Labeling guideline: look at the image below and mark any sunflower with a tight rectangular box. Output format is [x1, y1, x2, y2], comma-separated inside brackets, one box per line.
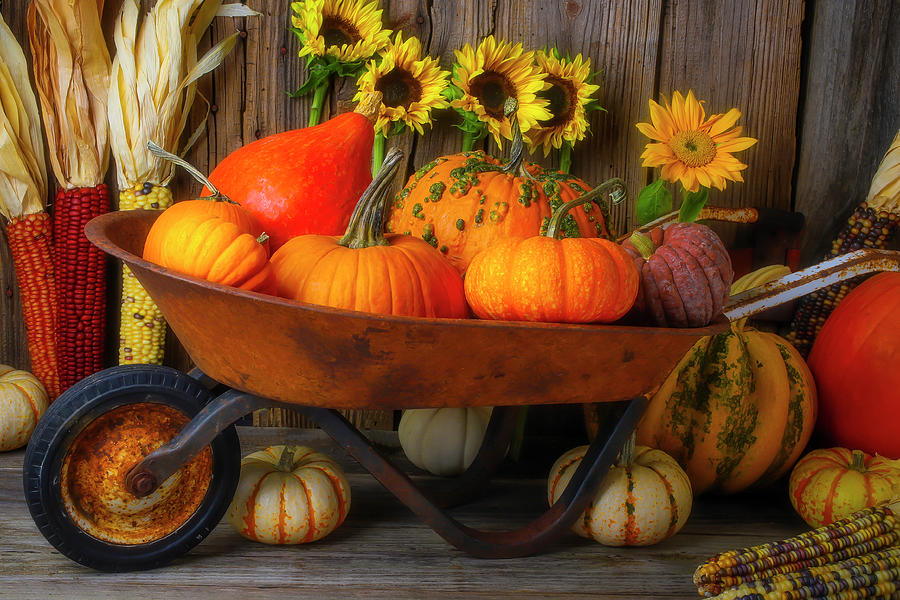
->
[291, 0, 391, 63]
[636, 90, 757, 192]
[355, 32, 449, 138]
[528, 50, 600, 161]
[449, 35, 550, 149]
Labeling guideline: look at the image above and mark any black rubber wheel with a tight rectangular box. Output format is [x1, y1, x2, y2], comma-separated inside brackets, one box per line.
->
[23, 365, 241, 571]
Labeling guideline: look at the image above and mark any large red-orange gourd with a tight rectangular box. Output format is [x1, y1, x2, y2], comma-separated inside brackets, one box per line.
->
[808, 272, 900, 458]
[464, 182, 638, 323]
[270, 148, 468, 319]
[202, 95, 380, 250]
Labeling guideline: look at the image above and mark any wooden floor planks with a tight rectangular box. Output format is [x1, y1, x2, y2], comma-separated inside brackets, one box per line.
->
[0, 427, 808, 599]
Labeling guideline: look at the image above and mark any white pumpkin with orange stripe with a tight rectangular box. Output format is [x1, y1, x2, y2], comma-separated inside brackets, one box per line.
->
[788, 447, 900, 528]
[0, 364, 49, 451]
[547, 434, 692, 546]
[227, 445, 351, 545]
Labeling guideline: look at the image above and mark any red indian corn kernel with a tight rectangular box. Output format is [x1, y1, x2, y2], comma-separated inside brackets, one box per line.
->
[5, 211, 61, 400]
[53, 185, 110, 391]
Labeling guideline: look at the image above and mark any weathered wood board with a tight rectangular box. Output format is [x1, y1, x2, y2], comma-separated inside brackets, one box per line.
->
[1, 0, 898, 427]
[0, 427, 809, 599]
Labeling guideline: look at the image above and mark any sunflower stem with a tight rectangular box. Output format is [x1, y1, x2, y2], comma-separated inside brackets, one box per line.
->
[559, 142, 573, 174]
[309, 81, 329, 127]
[461, 131, 476, 153]
[372, 132, 386, 177]
[339, 147, 405, 249]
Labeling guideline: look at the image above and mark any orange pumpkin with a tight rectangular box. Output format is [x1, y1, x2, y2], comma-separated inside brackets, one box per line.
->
[788, 447, 900, 528]
[227, 445, 351, 544]
[271, 148, 468, 319]
[808, 272, 900, 457]
[464, 181, 638, 323]
[142, 199, 276, 294]
[386, 100, 613, 274]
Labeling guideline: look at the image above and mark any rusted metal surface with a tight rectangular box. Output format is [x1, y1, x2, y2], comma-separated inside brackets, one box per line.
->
[60, 403, 212, 545]
[291, 397, 648, 558]
[724, 248, 900, 321]
[86, 210, 725, 410]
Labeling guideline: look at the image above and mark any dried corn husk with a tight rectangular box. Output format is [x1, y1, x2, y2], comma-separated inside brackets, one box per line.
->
[866, 129, 900, 213]
[107, 0, 256, 188]
[27, 0, 111, 189]
[0, 14, 48, 220]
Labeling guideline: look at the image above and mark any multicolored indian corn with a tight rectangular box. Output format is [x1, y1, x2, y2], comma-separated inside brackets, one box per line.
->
[117, 183, 174, 365]
[694, 504, 900, 597]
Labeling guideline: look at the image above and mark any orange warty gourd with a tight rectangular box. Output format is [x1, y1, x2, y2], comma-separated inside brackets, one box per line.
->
[386, 99, 613, 274]
[789, 447, 900, 528]
[271, 148, 468, 318]
[142, 198, 276, 295]
[807, 272, 900, 458]
[227, 445, 351, 545]
[203, 94, 381, 250]
[464, 181, 638, 323]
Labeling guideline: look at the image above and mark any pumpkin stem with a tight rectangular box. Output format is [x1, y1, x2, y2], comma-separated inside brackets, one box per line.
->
[338, 147, 405, 249]
[256, 232, 269, 245]
[617, 432, 636, 467]
[502, 97, 534, 180]
[277, 446, 296, 472]
[850, 450, 867, 472]
[545, 177, 627, 239]
[628, 231, 656, 260]
[147, 141, 236, 204]
[355, 90, 383, 123]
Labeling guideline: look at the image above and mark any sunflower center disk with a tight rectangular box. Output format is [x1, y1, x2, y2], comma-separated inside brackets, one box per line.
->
[376, 68, 423, 109]
[321, 16, 360, 47]
[470, 72, 515, 118]
[538, 77, 576, 128]
[669, 130, 717, 167]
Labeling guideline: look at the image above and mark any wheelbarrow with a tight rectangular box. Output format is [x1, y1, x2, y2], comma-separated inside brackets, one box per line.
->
[22, 209, 900, 571]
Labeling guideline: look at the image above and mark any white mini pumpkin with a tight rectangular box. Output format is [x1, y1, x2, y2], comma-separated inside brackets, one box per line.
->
[398, 407, 494, 476]
[227, 445, 351, 544]
[548, 434, 692, 546]
[0, 364, 49, 451]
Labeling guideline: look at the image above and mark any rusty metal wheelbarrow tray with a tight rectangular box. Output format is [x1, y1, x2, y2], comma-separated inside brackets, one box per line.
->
[89, 209, 725, 409]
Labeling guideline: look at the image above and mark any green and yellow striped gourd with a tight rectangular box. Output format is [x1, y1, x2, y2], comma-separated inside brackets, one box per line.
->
[635, 264, 817, 495]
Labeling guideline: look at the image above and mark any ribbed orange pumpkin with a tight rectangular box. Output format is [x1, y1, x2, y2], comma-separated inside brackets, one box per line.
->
[789, 447, 900, 528]
[227, 445, 351, 544]
[271, 149, 468, 318]
[464, 182, 638, 323]
[386, 100, 613, 274]
[142, 199, 276, 294]
[547, 435, 693, 546]
[808, 272, 900, 457]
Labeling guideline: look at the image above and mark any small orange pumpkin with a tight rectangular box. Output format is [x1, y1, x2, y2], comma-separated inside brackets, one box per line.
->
[271, 148, 468, 318]
[547, 434, 692, 546]
[788, 447, 900, 528]
[464, 180, 638, 323]
[227, 445, 351, 544]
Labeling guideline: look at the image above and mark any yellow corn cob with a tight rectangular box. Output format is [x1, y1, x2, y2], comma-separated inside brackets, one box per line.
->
[117, 183, 173, 365]
[694, 505, 900, 597]
[710, 547, 900, 599]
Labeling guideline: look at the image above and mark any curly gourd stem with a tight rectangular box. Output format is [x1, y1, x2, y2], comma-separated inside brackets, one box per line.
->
[545, 177, 627, 239]
[339, 147, 405, 249]
[147, 141, 236, 203]
[501, 97, 534, 180]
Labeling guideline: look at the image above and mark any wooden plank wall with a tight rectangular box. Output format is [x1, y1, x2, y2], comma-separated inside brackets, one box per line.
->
[2, 0, 898, 427]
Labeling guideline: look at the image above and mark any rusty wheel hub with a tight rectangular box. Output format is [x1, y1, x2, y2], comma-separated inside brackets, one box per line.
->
[60, 403, 213, 545]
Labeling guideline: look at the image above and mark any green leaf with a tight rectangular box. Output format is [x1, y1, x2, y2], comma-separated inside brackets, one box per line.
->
[678, 187, 709, 223]
[635, 179, 673, 225]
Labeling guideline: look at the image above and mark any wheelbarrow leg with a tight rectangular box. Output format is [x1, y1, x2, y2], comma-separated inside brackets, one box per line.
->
[296, 396, 648, 559]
